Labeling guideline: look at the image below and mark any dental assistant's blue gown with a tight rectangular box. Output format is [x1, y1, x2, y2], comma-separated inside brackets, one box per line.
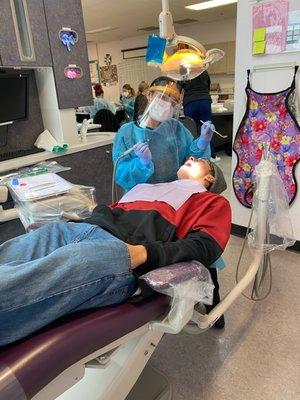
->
[113, 118, 211, 192]
[120, 96, 135, 120]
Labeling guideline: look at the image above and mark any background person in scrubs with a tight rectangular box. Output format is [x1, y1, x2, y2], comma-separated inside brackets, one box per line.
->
[85, 83, 116, 119]
[120, 83, 136, 120]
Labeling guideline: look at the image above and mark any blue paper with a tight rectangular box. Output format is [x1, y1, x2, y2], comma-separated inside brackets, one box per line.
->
[146, 35, 166, 64]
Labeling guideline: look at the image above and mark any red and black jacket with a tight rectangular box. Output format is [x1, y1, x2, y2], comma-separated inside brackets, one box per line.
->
[85, 191, 231, 277]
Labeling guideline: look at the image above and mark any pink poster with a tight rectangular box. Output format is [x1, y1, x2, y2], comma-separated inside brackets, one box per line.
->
[252, 0, 289, 53]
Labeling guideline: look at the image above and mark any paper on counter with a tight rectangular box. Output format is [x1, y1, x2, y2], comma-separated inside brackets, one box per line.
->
[35, 129, 60, 152]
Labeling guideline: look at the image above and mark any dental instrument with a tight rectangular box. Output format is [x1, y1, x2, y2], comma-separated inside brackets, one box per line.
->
[200, 120, 228, 138]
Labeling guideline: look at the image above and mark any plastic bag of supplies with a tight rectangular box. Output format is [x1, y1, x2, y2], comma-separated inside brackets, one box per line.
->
[7, 173, 97, 231]
[247, 156, 295, 253]
[0, 161, 70, 184]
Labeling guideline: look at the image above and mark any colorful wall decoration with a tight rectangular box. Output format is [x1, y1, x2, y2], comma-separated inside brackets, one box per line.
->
[100, 65, 118, 86]
[100, 54, 118, 86]
[252, 0, 289, 55]
[252, 0, 300, 55]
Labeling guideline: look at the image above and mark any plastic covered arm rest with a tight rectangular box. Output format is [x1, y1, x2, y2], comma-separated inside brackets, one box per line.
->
[140, 261, 214, 334]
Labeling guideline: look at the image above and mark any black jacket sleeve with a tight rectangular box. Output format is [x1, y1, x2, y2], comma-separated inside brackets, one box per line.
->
[134, 230, 223, 277]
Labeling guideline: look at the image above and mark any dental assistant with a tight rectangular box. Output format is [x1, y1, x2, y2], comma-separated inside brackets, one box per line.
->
[120, 84, 135, 121]
[113, 76, 214, 192]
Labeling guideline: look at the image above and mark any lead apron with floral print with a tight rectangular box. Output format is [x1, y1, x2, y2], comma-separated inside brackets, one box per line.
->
[233, 67, 300, 208]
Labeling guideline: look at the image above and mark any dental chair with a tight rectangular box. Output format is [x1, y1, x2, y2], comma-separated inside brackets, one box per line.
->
[0, 295, 170, 400]
[0, 155, 287, 400]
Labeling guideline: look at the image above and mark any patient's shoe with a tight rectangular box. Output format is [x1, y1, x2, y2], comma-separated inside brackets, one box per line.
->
[213, 315, 225, 329]
[205, 303, 225, 329]
[208, 268, 225, 329]
[193, 303, 225, 329]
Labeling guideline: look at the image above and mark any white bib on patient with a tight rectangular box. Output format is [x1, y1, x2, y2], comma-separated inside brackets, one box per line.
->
[119, 180, 206, 210]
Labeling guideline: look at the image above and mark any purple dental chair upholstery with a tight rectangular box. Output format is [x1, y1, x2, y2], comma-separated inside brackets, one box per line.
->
[0, 295, 169, 400]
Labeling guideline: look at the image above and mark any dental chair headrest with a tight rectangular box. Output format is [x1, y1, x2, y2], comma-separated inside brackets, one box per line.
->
[210, 163, 227, 194]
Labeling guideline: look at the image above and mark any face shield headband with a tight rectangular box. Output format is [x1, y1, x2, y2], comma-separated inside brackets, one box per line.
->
[138, 80, 184, 128]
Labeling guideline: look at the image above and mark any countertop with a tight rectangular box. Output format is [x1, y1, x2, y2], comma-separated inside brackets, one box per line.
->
[0, 132, 116, 174]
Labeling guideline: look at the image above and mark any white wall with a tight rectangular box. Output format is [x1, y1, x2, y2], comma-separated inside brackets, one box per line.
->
[87, 18, 237, 102]
[232, 1, 300, 240]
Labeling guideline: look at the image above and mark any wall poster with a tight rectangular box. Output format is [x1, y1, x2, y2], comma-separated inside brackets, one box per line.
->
[252, 0, 289, 54]
[252, 0, 300, 55]
[100, 64, 118, 86]
[89, 60, 100, 84]
[286, 10, 300, 52]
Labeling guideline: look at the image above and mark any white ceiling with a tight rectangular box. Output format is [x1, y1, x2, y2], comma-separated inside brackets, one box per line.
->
[82, 0, 237, 43]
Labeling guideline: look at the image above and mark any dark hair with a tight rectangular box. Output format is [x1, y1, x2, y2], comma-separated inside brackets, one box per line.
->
[137, 80, 150, 95]
[150, 76, 182, 91]
[94, 83, 104, 97]
[122, 84, 135, 97]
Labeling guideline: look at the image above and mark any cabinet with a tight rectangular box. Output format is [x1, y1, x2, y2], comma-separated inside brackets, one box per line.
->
[206, 41, 236, 75]
[53, 145, 114, 205]
[0, 0, 52, 67]
[43, 0, 93, 109]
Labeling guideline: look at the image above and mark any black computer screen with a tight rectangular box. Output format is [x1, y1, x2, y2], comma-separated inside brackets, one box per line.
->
[0, 73, 28, 124]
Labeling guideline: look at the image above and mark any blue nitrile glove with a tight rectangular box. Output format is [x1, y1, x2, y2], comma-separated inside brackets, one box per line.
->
[197, 121, 215, 151]
[133, 142, 152, 166]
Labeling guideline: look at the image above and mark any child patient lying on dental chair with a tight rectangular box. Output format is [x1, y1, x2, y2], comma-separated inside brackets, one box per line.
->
[0, 158, 231, 346]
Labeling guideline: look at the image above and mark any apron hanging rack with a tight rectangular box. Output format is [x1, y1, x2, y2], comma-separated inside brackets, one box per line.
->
[253, 62, 298, 72]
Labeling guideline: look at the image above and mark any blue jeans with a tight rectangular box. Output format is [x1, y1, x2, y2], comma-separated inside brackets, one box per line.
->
[184, 99, 216, 157]
[0, 222, 137, 346]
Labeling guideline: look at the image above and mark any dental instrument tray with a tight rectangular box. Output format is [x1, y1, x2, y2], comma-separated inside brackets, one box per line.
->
[7, 173, 72, 201]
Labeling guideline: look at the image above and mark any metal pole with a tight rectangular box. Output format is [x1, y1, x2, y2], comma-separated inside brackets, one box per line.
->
[162, 0, 170, 12]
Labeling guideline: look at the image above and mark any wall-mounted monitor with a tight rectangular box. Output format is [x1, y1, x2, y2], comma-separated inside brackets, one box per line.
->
[0, 72, 28, 126]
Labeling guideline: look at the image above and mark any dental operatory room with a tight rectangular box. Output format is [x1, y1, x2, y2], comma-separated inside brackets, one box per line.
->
[1, 0, 300, 399]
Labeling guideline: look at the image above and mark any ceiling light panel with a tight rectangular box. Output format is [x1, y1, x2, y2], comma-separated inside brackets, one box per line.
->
[186, 0, 237, 11]
[86, 26, 119, 34]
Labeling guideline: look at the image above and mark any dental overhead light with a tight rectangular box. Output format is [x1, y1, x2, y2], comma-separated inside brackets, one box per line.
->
[147, 0, 224, 81]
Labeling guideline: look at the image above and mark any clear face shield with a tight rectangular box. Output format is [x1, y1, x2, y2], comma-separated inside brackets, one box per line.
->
[138, 79, 184, 128]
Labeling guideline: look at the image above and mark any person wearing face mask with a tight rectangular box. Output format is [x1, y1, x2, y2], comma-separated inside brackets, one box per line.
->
[84, 83, 116, 119]
[113, 76, 214, 192]
[120, 84, 136, 121]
